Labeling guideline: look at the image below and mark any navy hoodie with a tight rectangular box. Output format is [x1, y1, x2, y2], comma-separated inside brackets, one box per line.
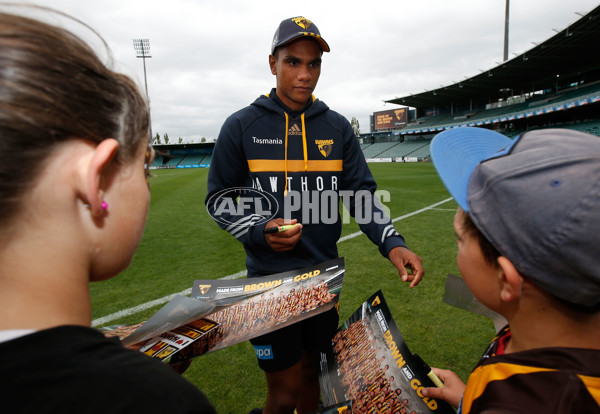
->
[206, 89, 408, 277]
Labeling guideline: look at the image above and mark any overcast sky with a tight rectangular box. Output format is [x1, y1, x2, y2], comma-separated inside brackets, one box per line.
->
[12, 0, 600, 141]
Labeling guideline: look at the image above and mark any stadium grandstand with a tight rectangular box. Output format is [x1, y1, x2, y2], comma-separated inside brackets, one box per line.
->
[150, 144, 213, 169]
[151, 5, 600, 169]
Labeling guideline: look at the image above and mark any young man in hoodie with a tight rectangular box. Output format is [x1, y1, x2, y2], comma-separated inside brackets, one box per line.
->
[206, 16, 424, 414]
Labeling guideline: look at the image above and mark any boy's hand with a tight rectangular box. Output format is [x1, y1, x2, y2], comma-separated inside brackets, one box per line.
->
[422, 367, 466, 409]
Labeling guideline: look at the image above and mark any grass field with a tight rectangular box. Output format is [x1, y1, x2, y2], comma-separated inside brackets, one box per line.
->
[90, 162, 496, 413]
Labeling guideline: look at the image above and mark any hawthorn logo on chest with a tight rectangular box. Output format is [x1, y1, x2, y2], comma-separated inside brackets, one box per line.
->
[315, 139, 334, 157]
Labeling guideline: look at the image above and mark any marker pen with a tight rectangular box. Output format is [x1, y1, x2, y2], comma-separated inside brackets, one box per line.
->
[263, 224, 298, 234]
[414, 354, 444, 388]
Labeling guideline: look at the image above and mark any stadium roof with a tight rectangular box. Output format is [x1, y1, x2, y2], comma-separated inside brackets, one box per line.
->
[386, 5, 600, 109]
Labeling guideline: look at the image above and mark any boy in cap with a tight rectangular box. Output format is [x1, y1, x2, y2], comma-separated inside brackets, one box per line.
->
[206, 16, 424, 414]
[423, 127, 600, 413]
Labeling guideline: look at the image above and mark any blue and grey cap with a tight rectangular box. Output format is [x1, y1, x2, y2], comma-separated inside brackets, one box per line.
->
[271, 16, 330, 54]
[431, 127, 600, 308]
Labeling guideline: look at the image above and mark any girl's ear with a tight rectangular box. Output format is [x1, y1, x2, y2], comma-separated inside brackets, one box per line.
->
[86, 139, 119, 216]
[497, 256, 523, 302]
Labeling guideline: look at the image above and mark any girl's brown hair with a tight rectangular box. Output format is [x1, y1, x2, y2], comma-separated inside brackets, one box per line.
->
[0, 8, 149, 222]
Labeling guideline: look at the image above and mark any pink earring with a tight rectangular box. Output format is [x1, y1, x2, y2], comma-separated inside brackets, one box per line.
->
[84, 201, 108, 211]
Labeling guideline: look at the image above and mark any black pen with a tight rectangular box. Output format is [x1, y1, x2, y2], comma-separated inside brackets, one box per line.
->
[414, 354, 444, 388]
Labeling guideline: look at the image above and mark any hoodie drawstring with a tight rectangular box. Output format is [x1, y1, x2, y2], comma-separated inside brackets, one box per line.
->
[283, 112, 309, 197]
[284, 112, 289, 196]
[301, 113, 308, 172]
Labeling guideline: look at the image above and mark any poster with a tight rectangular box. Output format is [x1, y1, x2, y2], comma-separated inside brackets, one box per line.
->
[103, 258, 344, 364]
[171, 257, 344, 362]
[318, 291, 454, 414]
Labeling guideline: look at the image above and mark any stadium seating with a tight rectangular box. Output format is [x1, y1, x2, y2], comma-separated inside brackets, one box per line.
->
[376, 140, 431, 159]
[361, 142, 399, 158]
[201, 154, 212, 165]
[562, 119, 600, 134]
[180, 154, 206, 165]
[150, 155, 163, 167]
[391, 83, 600, 137]
[164, 156, 185, 166]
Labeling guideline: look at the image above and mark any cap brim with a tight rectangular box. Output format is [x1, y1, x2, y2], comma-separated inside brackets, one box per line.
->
[431, 127, 513, 212]
[273, 34, 330, 53]
[313, 36, 330, 52]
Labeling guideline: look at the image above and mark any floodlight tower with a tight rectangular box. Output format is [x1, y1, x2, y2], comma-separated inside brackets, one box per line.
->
[503, 0, 510, 62]
[133, 38, 153, 140]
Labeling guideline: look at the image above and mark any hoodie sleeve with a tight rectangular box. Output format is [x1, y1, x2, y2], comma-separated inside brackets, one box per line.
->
[205, 113, 269, 250]
[339, 121, 408, 258]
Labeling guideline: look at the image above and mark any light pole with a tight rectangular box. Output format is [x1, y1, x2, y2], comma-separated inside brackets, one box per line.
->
[133, 38, 153, 140]
[503, 0, 510, 62]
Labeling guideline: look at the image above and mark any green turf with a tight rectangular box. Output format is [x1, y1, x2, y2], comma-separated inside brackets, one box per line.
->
[90, 162, 495, 413]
